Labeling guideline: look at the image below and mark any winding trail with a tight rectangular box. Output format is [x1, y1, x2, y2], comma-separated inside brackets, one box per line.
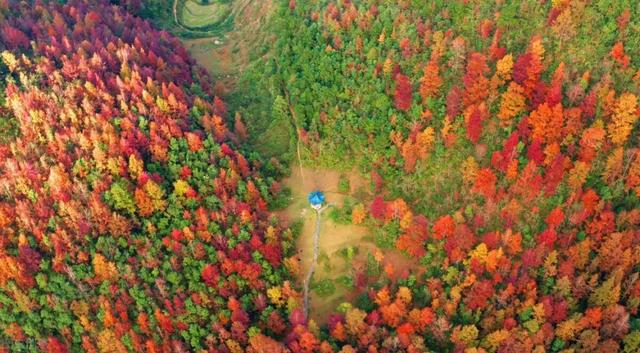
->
[172, 0, 186, 31]
[302, 205, 330, 320]
[282, 78, 305, 184]
[173, 0, 320, 321]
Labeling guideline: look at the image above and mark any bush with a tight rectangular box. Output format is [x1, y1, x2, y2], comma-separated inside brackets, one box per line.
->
[338, 175, 350, 194]
[311, 279, 336, 298]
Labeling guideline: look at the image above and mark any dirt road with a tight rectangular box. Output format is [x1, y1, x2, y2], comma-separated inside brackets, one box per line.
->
[302, 207, 323, 319]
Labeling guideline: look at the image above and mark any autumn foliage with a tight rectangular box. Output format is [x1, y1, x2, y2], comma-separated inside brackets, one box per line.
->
[394, 73, 413, 111]
[272, 1, 640, 352]
[2, 0, 640, 352]
[0, 1, 291, 351]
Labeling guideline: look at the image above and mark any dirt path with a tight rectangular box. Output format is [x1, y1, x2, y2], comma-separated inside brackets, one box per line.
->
[173, 0, 181, 29]
[302, 206, 325, 319]
[278, 167, 365, 322]
[174, 1, 423, 326]
[277, 166, 423, 325]
[282, 86, 305, 184]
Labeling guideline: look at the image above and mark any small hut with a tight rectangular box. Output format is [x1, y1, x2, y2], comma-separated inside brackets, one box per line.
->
[308, 191, 325, 210]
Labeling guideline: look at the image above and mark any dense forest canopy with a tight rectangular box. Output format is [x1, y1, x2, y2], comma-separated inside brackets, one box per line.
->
[1, 0, 640, 352]
[263, 0, 640, 352]
[0, 1, 292, 352]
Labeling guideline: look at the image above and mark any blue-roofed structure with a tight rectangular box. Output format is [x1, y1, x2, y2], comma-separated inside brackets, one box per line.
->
[308, 191, 325, 209]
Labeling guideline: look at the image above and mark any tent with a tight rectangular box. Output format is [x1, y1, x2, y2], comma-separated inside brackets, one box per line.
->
[308, 191, 325, 208]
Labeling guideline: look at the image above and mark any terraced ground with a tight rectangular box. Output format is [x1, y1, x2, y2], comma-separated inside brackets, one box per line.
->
[176, 0, 274, 83]
[180, 0, 232, 28]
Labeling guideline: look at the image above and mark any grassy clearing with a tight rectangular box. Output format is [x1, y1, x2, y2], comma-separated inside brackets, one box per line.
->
[180, 0, 278, 156]
[181, 0, 231, 28]
[168, 0, 287, 168]
[278, 165, 421, 325]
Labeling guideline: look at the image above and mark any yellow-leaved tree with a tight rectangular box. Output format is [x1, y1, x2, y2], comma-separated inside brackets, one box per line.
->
[351, 204, 366, 224]
[419, 60, 442, 102]
[498, 82, 526, 122]
[608, 92, 638, 145]
[93, 253, 117, 282]
[626, 151, 640, 195]
[528, 102, 563, 144]
[97, 329, 127, 353]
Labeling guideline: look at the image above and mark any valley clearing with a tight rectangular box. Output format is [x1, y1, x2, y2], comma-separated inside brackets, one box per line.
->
[278, 166, 421, 325]
[179, 0, 275, 91]
[174, 0, 420, 326]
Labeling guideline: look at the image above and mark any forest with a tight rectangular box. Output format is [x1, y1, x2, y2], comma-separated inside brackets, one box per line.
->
[1, 0, 640, 352]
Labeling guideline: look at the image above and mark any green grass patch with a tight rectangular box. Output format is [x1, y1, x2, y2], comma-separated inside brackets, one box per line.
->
[335, 275, 353, 289]
[311, 278, 336, 298]
[327, 198, 355, 225]
[337, 175, 350, 194]
[337, 246, 358, 262]
[318, 252, 331, 272]
[288, 217, 304, 239]
[181, 0, 232, 28]
[250, 95, 295, 161]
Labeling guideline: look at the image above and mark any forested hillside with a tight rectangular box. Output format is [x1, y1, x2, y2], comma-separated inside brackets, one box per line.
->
[264, 0, 640, 352]
[1, 0, 640, 352]
[0, 1, 293, 352]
